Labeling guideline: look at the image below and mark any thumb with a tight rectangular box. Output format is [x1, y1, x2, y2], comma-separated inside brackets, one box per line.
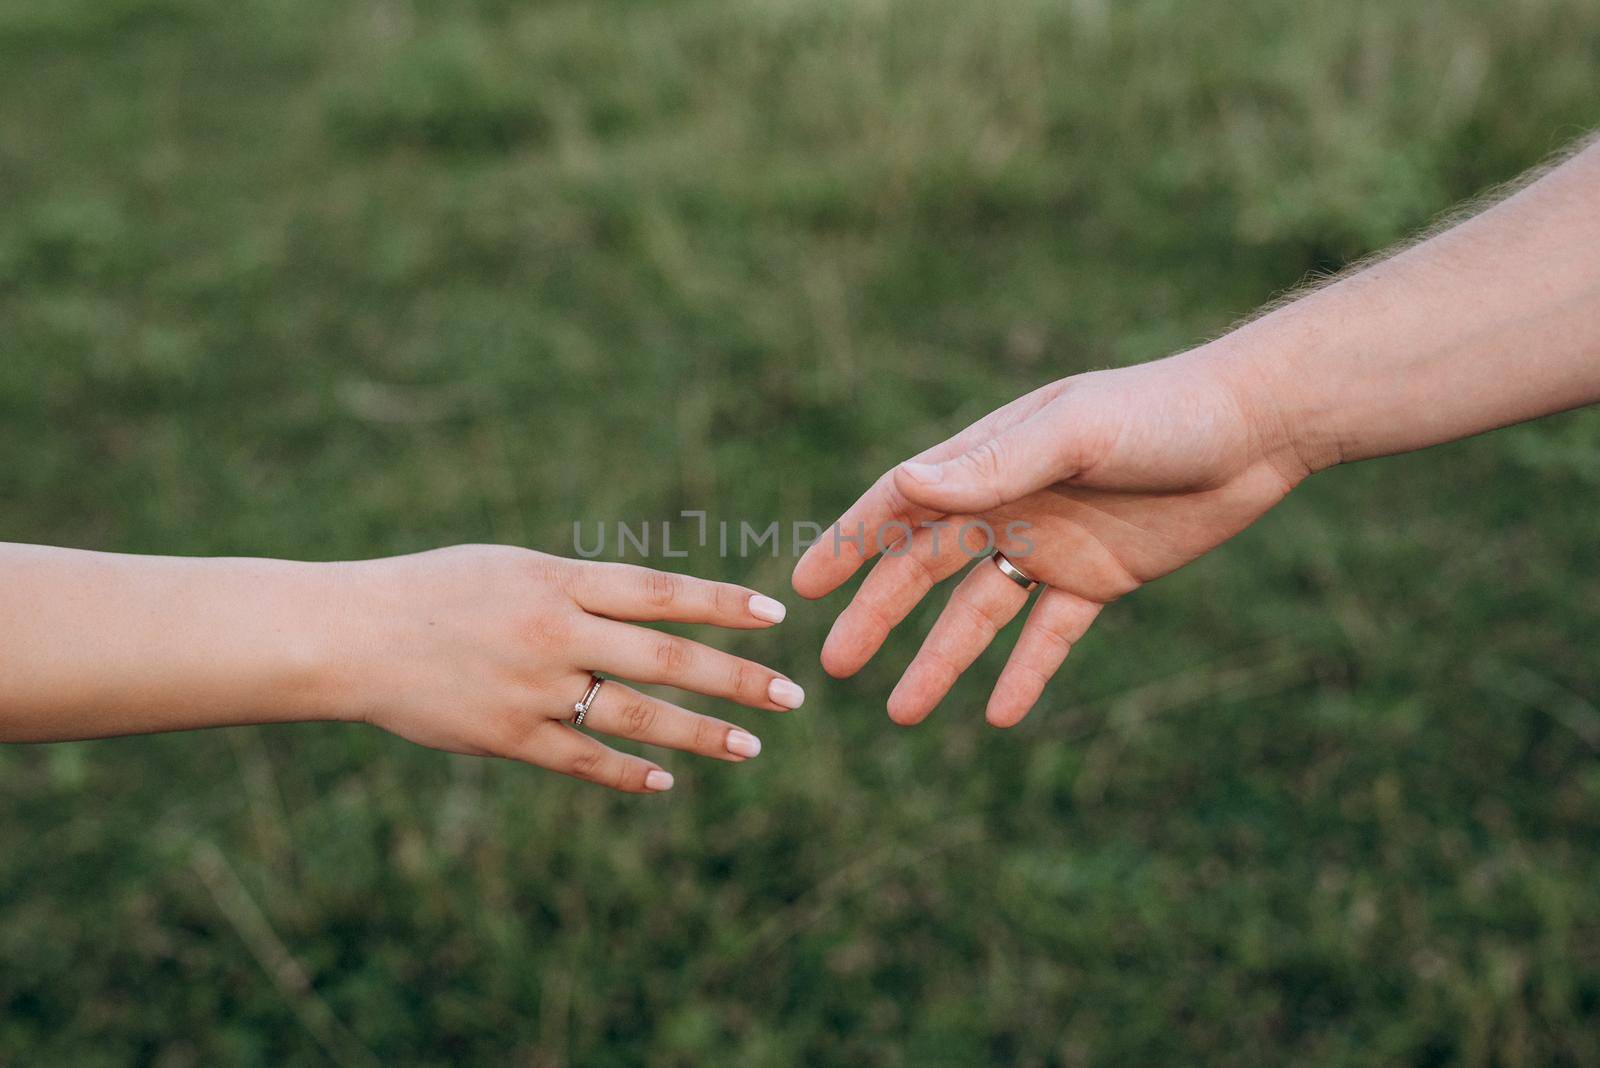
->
[893, 407, 1081, 514]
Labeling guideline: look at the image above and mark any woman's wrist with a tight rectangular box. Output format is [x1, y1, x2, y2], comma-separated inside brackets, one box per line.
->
[137, 555, 368, 731]
[271, 559, 385, 728]
[174, 556, 356, 729]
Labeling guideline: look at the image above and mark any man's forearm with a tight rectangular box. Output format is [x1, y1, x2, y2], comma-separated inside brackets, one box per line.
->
[1218, 136, 1600, 474]
[0, 544, 344, 742]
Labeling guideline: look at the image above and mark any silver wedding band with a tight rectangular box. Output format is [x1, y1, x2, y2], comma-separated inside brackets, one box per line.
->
[572, 673, 604, 727]
[991, 551, 1040, 592]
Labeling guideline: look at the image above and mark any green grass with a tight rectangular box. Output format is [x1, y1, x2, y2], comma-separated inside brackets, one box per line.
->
[3, 0, 1600, 1063]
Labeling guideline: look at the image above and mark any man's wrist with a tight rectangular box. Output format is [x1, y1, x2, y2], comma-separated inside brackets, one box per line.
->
[1202, 307, 1347, 480]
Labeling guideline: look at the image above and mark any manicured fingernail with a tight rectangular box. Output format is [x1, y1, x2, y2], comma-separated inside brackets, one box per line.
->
[748, 594, 787, 623]
[725, 730, 762, 758]
[768, 678, 806, 709]
[902, 461, 943, 484]
[644, 770, 674, 792]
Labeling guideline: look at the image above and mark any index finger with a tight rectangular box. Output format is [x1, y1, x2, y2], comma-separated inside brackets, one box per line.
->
[792, 388, 1059, 601]
[792, 470, 938, 600]
[573, 562, 788, 628]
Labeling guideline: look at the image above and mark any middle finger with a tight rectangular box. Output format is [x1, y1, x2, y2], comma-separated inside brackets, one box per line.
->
[887, 556, 1032, 725]
[820, 517, 986, 678]
[581, 618, 806, 712]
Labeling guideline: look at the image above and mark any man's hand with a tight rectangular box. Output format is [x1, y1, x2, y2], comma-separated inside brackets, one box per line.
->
[792, 349, 1304, 728]
[795, 134, 1600, 730]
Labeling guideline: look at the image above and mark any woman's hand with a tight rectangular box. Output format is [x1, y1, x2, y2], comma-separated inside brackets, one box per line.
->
[325, 545, 803, 793]
[791, 348, 1302, 729]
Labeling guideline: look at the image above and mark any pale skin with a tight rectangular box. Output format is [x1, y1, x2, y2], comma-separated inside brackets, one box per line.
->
[794, 135, 1600, 728]
[0, 543, 804, 793]
[5, 142, 1595, 778]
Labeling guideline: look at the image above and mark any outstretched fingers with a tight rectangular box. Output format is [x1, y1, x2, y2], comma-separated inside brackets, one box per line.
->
[519, 723, 675, 794]
[574, 562, 787, 628]
[584, 618, 806, 712]
[791, 470, 937, 601]
[819, 519, 990, 678]
[578, 678, 763, 762]
[886, 558, 1032, 726]
[794, 380, 1069, 601]
[986, 588, 1101, 728]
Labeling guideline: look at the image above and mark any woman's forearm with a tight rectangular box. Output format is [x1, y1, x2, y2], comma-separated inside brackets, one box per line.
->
[0, 542, 798, 790]
[0, 544, 343, 741]
[1222, 136, 1600, 473]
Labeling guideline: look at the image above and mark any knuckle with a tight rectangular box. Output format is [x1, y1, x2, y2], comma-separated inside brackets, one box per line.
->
[543, 557, 584, 598]
[642, 569, 680, 609]
[904, 550, 940, 592]
[691, 717, 721, 752]
[653, 636, 694, 674]
[1036, 625, 1074, 658]
[967, 439, 1006, 482]
[620, 694, 658, 736]
[713, 583, 744, 619]
[879, 472, 915, 519]
[1014, 660, 1056, 690]
[729, 660, 764, 700]
[920, 644, 964, 681]
[481, 545, 552, 588]
[608, 759, 638, 791]
[855, 597, 898, 641]
[956, 598, 1000, 640]
[569, 750, 602, 781]
[524, 550, 563, 582]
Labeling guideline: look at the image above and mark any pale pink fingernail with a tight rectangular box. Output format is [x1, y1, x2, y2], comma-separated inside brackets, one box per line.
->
[768, 679, 806, 709]
[901, 461, 943, 484]
[725, 730, 762, 758]
[748, 594, 787, 623]
[644, 770, 674, 791]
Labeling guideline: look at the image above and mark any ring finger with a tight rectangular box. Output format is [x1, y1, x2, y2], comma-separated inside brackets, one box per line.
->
[575, 677, 764, 761]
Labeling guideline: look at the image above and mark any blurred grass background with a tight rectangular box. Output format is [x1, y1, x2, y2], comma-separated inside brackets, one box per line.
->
[2, 0, 1600, 1063]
